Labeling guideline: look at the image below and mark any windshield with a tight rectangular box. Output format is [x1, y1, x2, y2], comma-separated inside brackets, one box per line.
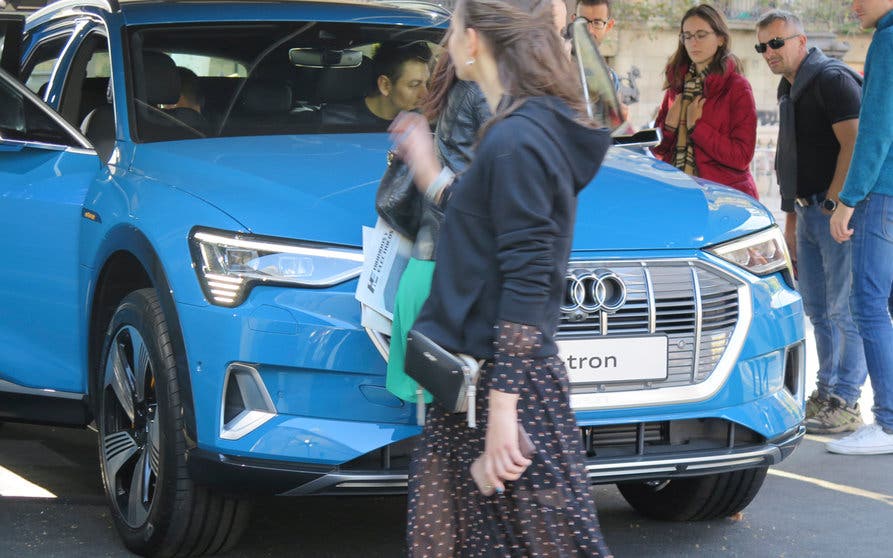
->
[127, 22, 443, 142]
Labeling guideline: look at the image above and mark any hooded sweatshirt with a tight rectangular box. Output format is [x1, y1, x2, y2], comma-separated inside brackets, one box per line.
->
[413, 96, 611, 360]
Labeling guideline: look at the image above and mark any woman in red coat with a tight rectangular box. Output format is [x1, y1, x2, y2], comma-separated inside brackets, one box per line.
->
[652, 3, 758, 198]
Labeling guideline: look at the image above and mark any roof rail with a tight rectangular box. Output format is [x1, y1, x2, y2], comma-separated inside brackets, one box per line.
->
[27, 0, 119, 19]
[377, 1, 451, 17]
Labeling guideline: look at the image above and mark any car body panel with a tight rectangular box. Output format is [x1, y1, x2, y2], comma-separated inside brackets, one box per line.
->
[114, 1, 446, 27]
[130, 138, 774, 251]
[0, 145, 98, 392]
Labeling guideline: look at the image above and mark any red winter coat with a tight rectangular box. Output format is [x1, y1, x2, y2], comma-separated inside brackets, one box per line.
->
[652, 59, 758, 198]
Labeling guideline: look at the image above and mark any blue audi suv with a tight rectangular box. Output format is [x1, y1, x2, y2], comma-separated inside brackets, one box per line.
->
[0, 1, 805, 556]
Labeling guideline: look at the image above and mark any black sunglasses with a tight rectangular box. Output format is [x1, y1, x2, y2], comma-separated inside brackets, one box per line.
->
[754, 33, 801, 53]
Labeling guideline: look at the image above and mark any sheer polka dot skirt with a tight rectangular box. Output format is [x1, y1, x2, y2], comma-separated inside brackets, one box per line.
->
[406, 321, 613, 557]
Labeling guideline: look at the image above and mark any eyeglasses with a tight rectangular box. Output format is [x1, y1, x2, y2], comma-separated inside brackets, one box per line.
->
[754, 33, 801, 53]
[578, 16, 610, 30]
[680, 30, 715, 42]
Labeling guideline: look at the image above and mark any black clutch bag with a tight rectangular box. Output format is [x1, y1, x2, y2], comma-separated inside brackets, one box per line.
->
[375, 152, 423, 240]
[404, 329, 482, 427]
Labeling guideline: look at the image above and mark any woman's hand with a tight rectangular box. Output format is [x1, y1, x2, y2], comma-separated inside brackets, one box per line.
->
[478, 390, 532, 494]
[686, 96, 705, 129]
[389, 111, 442, 193]
[664, 95, 683, 130]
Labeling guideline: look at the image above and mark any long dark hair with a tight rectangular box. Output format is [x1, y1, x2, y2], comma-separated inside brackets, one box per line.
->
[454, 0, 588, 126]
[422, 35, 458, 121]
[663, 3, 741, 92]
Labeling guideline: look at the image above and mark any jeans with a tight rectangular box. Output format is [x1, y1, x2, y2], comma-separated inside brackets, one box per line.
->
[850, 193, 893, 429]
[795, 204, 868, 407]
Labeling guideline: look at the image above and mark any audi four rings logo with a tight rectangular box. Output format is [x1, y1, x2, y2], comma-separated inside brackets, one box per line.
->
[561, 269, 627, 313]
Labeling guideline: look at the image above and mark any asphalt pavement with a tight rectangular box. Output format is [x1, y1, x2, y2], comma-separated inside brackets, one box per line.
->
[1, 414, 891, 557]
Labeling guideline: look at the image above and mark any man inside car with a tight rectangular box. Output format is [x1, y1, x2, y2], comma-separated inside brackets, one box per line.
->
[322, 42, 431, 129]
[365, 42, 431, 122]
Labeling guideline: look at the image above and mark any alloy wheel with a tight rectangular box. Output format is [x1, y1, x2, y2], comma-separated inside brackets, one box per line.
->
[100, 325, 160, 528]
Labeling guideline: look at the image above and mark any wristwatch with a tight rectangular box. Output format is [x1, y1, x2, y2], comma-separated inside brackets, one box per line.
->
[822, 198, 838, 212]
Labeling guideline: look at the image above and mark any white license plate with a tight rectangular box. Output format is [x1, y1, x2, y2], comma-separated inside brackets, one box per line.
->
[559, 336, 668, 384]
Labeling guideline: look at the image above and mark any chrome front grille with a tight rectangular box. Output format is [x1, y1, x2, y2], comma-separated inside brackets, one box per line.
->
[558, 261, 742, 393]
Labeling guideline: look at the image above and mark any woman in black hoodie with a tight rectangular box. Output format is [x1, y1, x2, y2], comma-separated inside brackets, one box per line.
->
[392, 0, 612, 555]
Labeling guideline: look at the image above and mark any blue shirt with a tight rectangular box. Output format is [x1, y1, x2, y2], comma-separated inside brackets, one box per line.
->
[840, 10, 893, 206]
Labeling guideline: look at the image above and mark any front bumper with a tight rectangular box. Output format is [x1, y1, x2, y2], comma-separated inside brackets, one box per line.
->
[581, 422, 805, 484]
[187, 422, 805, 496]
[175, 252, 805, 481]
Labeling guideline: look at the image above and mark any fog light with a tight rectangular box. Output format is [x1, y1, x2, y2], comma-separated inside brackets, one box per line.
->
[220, 363, 277, 440]
[783, 341, 805, 406]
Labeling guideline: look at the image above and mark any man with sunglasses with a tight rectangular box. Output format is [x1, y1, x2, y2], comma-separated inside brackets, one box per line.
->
[757, 10, 868, 435]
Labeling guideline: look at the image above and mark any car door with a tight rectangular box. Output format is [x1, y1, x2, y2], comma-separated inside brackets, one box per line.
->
[0, 66, 99, 395]
[0, 12, 25, 75]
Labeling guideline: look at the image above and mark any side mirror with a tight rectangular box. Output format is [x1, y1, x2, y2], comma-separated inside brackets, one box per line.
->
[612, 127, 661, 148]
[288, 48, 363, 68]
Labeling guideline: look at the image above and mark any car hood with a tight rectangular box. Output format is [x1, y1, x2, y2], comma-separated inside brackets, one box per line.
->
[575, 148, 773, 250]
[131, 136, 772, 250]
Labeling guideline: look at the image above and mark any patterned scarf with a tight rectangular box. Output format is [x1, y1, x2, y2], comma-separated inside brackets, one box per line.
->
[672, 65, 708, 176]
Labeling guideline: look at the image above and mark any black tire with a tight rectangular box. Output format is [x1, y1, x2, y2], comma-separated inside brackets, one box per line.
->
[617, 466, 769, 521]
[97, 288, 251, 557]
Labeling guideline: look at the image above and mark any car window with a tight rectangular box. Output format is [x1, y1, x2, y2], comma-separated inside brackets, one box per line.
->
[86, 50, 110, 78]
[21, 35, 70, 95]
[128, 22, 442, 142]
[168, 53, 247, 78]
[0, 70, 81, 147]
[57, 33, 111, 128]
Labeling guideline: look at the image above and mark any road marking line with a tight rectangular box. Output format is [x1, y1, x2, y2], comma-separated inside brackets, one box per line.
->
[768, 468, 893, 507]
[804, 434, 836, 444]
[0, 465, 56, 498]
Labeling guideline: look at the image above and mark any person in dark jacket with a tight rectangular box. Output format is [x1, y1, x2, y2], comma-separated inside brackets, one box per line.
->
[385, 51, 491, 408]
[652, 4, 758, 198]
[321, 42, 432, 129]
[390, 0, 613, 555]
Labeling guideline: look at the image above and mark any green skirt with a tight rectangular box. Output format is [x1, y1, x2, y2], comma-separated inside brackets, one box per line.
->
[386, 257, 435, 403]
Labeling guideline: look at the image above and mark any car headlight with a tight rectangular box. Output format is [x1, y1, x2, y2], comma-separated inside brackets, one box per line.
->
[705, 226, 795, 286]
[189, 227, 363, 307]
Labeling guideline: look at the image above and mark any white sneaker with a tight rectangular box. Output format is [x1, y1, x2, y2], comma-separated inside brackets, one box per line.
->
[826, 423, 893, 455]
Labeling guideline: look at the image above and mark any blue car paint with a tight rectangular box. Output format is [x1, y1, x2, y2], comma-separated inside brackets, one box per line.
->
[169, 242, 803, 464]
[130, 137, 775, 250]
[0, 148, 98, 393]
[116, 2, 446, 27]
[2, 1, 805, 476]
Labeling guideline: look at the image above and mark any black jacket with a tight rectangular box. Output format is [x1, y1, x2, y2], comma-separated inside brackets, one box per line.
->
[413, 80, 491, 260]
[414, 96, 610, 359]
[436, 80, 491, 174]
